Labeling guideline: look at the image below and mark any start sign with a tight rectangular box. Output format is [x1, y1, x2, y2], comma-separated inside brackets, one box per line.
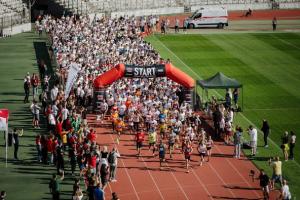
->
[125, 65, 166, 78]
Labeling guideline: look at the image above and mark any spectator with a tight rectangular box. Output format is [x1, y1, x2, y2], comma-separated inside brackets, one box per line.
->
[269, 156, 282, 189]
[49, 173, 64, 200]
[233, 127, 243, 159]
[31, 73, 39, 99]
[248, 125, 257, 156]
[279, 180, 292, 200]
[36, 134, 42, 162]
[108, 147, 120, 182]
[0, 191, 6, 200]
[31, 100, 41, 129]
[94, 183, 105, 200]
[232, 88, 239, 108]
[261, 119, 270, 148]
[272, 17, 277, 31]
[12, 128, 20, 160]
[24, 73, 31, 103]
[281, 131, 289, 161]
[289, 131, 296, 160]
[175, 18, 179, 33]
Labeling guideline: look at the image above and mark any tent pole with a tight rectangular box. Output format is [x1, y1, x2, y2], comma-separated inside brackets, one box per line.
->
[242, 87, 244, 112]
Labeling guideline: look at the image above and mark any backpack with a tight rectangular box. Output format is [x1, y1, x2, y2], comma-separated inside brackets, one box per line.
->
[108, 152, 115, 164]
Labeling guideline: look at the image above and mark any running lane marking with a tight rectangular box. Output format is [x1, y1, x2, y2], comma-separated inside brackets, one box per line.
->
[127, 134, 166, 200]
[164, 162, 190, 200]
[109, 134, 140, 200]
[152, 34, 300, 168]
[214, 144, 261, 198]
[140, 156, 166, 200]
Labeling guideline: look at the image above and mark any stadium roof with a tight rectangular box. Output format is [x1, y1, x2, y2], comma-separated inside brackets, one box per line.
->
[197, 72, 242, 89]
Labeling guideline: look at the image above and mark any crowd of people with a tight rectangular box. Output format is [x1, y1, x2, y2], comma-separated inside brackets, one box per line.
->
[21, 13, 296, 200]
[29, 14, 212, 200]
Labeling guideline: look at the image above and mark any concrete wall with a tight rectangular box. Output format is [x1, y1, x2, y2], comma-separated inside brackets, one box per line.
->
[2, 23, 31, 36]
[111, 7, 184, 17]
[191, 3, 271, 12]
[93, 2, 300, 17]
[280, 2, 300, 9]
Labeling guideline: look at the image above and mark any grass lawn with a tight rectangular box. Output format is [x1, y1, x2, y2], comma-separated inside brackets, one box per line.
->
[0, 32, 78, 199]
[146, 32, 300, 198]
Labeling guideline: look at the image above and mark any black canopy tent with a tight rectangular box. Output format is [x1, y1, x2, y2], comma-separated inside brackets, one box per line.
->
[196, 72, 243, 109]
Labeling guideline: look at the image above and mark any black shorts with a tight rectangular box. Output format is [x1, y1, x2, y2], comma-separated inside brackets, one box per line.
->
[137, 142, 143, 149]
[207, 147, 211, 150]
[200, 152, 206, 157]
[119, 114, 125, 119]
[185, 154, 191, 160]
[159, 153, 165, 160]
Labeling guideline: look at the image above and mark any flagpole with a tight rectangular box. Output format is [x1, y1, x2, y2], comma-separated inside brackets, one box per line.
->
[5, 129, 8, 168]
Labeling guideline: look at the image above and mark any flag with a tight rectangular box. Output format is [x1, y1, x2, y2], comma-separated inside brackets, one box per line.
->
[64, 63, 80, 100]
[0, 109, 9, 131]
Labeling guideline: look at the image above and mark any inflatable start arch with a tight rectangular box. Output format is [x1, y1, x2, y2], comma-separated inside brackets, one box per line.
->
[93, 63, 195, 112]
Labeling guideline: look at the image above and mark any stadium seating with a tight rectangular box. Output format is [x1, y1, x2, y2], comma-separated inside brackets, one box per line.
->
[80, 0, 300, 13]
[0, 0, 28, 29]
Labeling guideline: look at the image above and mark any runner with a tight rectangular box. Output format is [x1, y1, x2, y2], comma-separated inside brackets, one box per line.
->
[258, 169, 270, 200]
[206, 136, 214, 162]
[115, 118, 125, 144]
[183, 141, 193, 173]
[159, 120, 167, 139]
[148, 128, 157, 156]
[111, 109, 119, 133]
[158, 140, 166, 169]
[197, 140, 207, 166]
[136, 129, 145, 157]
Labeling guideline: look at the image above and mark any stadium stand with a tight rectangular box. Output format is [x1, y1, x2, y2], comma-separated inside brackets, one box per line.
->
[82, 0, 300, 13]
[0, 0, 28, 29]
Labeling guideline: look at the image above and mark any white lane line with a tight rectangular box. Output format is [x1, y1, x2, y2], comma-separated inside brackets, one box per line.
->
[205, 162, 236, 198]
[214, 145, 261, 198]
[190, 167, 216, 200]
[153, 35, 300, 168]
[165, 162, 190, 200]
[140, 157, 165, 200]
[272, 34, 300, 50]
[127, 134, 165, 200]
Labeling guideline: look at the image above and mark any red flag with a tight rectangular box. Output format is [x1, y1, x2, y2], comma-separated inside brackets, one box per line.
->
[0, 109, 9, 131]
[0, 109, 9, 121]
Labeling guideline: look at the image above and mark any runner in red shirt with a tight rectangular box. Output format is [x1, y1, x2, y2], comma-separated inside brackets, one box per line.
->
[136, 129, 145, 157]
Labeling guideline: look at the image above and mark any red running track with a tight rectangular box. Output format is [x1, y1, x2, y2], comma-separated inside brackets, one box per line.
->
[88, 115, 278, 200]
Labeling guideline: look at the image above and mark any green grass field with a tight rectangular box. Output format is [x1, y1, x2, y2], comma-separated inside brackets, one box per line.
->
[146, 32, 300, 198]
[0, 32, 78, 200]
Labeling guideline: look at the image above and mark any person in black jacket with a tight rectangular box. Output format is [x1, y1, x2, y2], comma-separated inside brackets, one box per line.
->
[12, 128, 19, 160]
[259, 169, 270, 200]
[261, 119, 270, 148]
[24, 77, 30, 103]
